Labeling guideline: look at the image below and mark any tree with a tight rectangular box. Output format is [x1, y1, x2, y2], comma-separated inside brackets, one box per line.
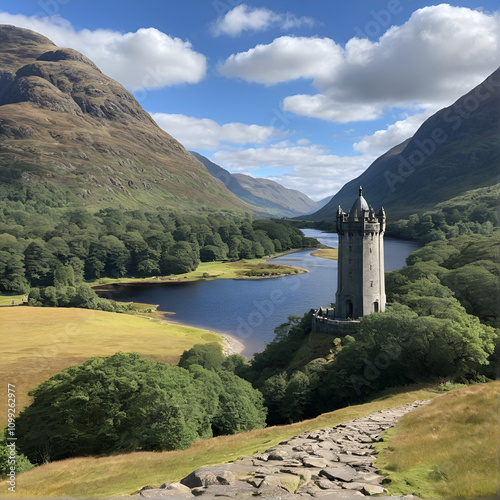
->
[54, 264, 75, 287]
[211, 371, 266, 435]
[15, 352, 267, 463]
[16, 353, 210, 462]
[160, 241, 198, 275]
[0, 251, 29, 293]
[261, 373, 287, 425]
[280, 371, 311, 423]
[99, 235, 130, 278]
[24, 241, 54, 287]
[0, 442, 34, 477]
[178, 343, 225, 371]
[200, 245, 222, 262]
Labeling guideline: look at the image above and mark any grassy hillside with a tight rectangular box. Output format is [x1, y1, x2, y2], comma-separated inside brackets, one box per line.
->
[4, 385, 438, 498]
[0, 26, 248, 213]
[0, 307, 222, 428]
[376, 381, 500, 498]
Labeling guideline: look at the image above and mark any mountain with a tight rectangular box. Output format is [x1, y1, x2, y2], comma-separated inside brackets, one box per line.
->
[316, 195, 334, 209]
[307, 67, 500, 221]
[190, 151, 319, 217]
[0, 25, 250, 212]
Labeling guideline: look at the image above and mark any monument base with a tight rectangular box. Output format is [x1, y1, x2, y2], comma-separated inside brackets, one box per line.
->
[311, 308, 361, 336]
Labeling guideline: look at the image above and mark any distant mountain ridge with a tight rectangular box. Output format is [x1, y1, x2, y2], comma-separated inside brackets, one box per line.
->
[191, 151, 319, 217]
[307, 67, 500, 221]
[0, 25, 250, 212]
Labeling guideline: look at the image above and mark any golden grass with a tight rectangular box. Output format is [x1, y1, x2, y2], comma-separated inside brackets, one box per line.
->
[375, 381, 500, 498]
[4, 385, 439, 498]
[0, 307, 222, 429]
[311, 248, 338, 260]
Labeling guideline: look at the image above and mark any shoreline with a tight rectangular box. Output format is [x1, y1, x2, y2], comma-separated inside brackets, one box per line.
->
[157, 311, 246, 357]
[90, 249, 315, 291]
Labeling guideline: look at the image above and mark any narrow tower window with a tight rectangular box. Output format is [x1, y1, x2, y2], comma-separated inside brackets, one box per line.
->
[346, 300, 353, 317]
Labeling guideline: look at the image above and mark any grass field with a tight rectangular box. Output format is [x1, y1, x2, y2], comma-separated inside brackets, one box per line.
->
[311, 248, 338, 260]
[92, 255, 307, 288]
[3, 385, 440, 498]
[0, 307, 222, 429]
[375, 381, 500, 498]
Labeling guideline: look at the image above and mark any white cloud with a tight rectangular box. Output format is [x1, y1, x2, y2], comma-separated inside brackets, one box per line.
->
[353, 109, 438, 155]
[283, 94, 383, 123]
[219, 5, 500, 122]
[151, 110, 358, 199]
[0, 13, 206, 90]
[219, 36, 342, 84]
[213, 146, 374, 200]
[212, 4, 315, 37]
[151, 113, 276, 150]
[297, 138, 311, 145]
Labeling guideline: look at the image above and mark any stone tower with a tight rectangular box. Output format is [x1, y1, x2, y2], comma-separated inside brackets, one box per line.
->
[334, 187, 386, 319]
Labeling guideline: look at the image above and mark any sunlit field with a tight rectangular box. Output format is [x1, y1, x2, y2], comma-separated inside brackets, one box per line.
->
[0, 307, 222, 428]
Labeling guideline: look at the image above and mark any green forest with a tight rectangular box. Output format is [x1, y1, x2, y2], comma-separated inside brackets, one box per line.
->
[0, 176, 315, 308]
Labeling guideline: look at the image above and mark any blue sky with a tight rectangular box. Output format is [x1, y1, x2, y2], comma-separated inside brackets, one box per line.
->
[1, 0, 499, 200]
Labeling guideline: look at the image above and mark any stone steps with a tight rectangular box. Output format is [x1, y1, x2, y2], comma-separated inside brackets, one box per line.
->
[138, 400, 430, 499]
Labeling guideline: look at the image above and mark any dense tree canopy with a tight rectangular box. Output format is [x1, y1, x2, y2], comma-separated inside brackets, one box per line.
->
[0, 189, 313, 309]
[15, 352, 266, 463]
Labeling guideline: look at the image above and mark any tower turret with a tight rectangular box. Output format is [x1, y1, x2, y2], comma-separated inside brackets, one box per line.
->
[334, 187, 386, 319]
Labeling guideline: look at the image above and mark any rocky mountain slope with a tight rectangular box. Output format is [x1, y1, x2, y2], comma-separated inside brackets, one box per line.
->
[0, 25, 249, 212]
[307, 67, 500, 221]
[191, 151, 319, 217]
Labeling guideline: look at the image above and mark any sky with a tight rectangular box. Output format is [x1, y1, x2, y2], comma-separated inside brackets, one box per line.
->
[1, 0, 499, 201]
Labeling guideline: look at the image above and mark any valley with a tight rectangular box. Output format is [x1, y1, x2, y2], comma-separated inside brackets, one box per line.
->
[0, 11, 498, 499]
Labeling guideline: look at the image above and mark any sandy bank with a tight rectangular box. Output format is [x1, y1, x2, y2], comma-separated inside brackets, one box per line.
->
[158, 312, 246, 357]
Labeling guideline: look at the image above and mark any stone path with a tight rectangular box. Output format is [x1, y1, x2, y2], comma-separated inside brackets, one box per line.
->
[138, 401, 429, 499]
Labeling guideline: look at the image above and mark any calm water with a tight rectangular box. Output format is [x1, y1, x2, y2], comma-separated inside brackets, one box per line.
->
[109, 230, 420, 358]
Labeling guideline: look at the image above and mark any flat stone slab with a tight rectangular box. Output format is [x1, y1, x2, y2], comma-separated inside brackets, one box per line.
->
[362, 483, 389, 495]
[260, 472, 301, 493]
[140, 484, 193, 498]
[191, 482, 258, 497]
[312, 490, 365, 498]
[320, 466, 359, 483]
[302, 456, 332, 468]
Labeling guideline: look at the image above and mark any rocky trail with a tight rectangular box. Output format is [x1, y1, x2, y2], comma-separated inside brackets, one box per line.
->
[135, 401, 429, 499]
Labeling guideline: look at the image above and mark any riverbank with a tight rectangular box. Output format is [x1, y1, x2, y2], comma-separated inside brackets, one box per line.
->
[310, 248, 338, 260]
[157, 310, 246, 356]
[91, 253, 311, 292]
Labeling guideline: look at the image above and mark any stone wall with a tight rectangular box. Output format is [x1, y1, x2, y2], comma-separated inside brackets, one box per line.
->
[312, 315, 360, 336]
